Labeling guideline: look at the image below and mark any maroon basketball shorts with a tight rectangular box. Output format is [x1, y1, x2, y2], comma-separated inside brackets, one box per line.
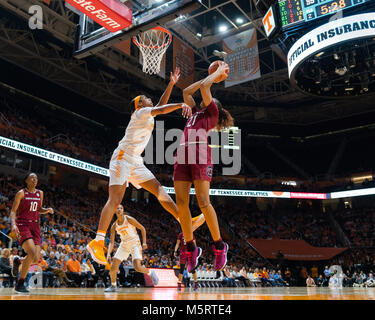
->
[179, 252, 188, 265]
[173, 163, 213, 182]
[16, 221, 41, 246]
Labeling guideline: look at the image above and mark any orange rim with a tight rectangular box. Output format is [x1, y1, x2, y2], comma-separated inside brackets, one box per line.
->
[133, 26, 172, 49]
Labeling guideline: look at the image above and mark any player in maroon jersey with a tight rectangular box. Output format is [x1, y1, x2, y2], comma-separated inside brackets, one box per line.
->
[10, 173, 54, 293]
[174, 214, 205, 290]
[173, 61, 234, 273]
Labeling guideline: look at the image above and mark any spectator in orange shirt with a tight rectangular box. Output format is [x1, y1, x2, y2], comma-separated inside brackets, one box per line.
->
[38, 257, 54, 287]
[66, 253, 82, 287]
[260, 267, 273, 287]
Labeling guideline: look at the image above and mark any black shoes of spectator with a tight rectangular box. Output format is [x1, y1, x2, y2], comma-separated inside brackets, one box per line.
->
[11, 257, 21, 278]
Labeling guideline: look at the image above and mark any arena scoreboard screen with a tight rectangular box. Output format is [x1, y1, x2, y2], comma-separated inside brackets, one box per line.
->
[279, 0, 370, 29]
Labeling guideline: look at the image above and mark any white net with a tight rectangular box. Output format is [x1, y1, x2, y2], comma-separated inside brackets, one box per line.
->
[133, 27, 171, 75]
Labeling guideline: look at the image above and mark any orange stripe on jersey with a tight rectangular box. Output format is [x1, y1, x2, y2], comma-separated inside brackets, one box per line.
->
[117, 150, 125, 161]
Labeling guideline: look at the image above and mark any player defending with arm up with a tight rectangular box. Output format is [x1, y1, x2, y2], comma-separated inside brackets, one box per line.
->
[87, 68, 194, 265]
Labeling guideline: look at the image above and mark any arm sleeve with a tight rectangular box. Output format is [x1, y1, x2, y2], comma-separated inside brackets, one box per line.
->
[135, 107, 153, 119]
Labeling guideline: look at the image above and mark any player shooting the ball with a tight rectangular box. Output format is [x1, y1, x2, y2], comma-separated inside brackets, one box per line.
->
[173, 60, 234, 273]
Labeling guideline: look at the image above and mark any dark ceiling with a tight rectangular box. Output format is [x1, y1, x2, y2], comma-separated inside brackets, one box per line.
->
[1, 0, 375, 137]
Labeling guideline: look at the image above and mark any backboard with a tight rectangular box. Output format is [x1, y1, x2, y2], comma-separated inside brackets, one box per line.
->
[72, 0, 201, 59]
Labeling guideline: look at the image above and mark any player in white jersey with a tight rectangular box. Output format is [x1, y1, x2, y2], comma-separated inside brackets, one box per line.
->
[87, 68, 201, 265]
[104, 204, 158, 292]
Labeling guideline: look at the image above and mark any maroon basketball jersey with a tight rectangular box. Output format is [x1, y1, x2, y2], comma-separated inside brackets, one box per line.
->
[16, 189, 41, 222]
[177, 100, 219, 164]
[178, 232, 195, 254]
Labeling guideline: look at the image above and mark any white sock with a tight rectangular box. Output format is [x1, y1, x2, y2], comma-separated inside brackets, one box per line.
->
[111, 282, 117, 287]
[95, 232, 105, 241]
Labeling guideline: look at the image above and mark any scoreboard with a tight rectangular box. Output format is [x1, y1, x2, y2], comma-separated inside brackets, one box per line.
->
[279, 0, 369, 29]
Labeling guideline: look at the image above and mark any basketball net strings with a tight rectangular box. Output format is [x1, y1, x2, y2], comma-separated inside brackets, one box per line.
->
[136, 30, 170, 75]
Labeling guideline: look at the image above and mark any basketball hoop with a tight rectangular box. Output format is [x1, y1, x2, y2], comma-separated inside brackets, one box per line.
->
[133, 26, 172, 75]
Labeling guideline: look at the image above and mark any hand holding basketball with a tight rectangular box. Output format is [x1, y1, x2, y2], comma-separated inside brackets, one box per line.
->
[208, 60, 229, 83]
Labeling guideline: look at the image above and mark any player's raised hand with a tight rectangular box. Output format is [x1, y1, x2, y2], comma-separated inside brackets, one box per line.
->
[170, 67, 181, 85]
[181, 103, 192, 118]
[216, 61, 228, 76]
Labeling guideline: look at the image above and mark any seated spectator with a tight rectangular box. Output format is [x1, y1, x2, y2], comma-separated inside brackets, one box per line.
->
[284, 267, 292, 285]
[232, 266, 249, 287]
[221, 266, 235, 287]
[0, 248, 15, 286]
[353, 272, 364, 287]
[274, 270, 287, 286]
[342, 270, 353, 287]
[306, 275, 316, 287]
[364, 273, 375, 287]
[66, 253, 83, 287]
[316, 274, 327, 287]
[260, 267, 274, 287]
[46, 252, 73, 287]
[38, 256, 55, 288]
[80, 257, 95, 286]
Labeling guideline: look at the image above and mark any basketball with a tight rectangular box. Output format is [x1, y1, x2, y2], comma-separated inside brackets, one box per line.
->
[208, 60, 229, 83]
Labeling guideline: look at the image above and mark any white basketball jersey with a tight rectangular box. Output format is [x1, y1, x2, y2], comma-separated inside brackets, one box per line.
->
[117, 107, 154, 158]
[115, 215, 139, 243]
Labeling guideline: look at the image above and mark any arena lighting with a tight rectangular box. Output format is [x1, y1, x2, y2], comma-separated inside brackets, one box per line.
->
[2, 135, 375, 200]
[219, 25, 228, 32]
[236, 17, 244, 24]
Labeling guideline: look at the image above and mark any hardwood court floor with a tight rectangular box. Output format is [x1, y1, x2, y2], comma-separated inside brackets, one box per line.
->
[0, 286, 375, 300]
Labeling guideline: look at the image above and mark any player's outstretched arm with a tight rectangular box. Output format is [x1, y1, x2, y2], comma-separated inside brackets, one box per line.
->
[156, 67, 181, 107]
[127, 216, 148, 249]
[151, 103, 192, 118]
[183, 79, 204, 108]
[200, 62, 227, 107]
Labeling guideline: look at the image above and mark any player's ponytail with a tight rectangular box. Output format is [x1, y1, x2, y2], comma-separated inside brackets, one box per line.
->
[213, 98, 234, 131]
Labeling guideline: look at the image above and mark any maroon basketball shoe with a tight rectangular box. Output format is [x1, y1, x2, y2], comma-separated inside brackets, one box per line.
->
[186, 246, 202, 273]
[212, 242, 229, 271]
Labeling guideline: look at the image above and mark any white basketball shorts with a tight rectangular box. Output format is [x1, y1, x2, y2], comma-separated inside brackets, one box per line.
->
[114, 239, 143, 262]
[109, 148, 155, 188]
